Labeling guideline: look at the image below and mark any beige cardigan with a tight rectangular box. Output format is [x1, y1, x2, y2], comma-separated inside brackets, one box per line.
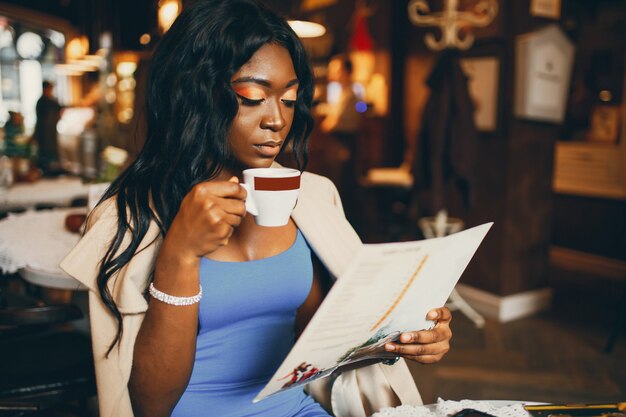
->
[60, 171, 422, 417]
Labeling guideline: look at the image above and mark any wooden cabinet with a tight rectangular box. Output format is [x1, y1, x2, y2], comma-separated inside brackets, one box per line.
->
[553, 74, 626, 199]
[553, 141, 626, 199]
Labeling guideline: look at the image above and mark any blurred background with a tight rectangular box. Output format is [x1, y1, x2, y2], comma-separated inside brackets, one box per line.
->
[0, 0, 625, 411]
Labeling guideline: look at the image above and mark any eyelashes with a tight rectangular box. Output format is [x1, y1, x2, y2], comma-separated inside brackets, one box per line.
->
[281, 98, 296, 108]
[233, 87, 297, 108]
[237, 95, 264, 106]
[281, 89, 297, 108]
[236, 94, 297, 108]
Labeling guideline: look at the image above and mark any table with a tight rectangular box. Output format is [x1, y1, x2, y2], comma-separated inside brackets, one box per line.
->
[0, 176, 91, 212]
[372, 399, 541, 417]
[0, 208, 86, 290]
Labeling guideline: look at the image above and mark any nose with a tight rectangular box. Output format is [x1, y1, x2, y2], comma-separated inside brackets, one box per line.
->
[260, 99, 287, 132]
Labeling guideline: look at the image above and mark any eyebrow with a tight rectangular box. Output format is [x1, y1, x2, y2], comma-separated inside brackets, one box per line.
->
[231, 76, 299, 88]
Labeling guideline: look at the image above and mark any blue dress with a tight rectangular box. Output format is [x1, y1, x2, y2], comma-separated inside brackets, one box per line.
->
[171, 230, 330, 417]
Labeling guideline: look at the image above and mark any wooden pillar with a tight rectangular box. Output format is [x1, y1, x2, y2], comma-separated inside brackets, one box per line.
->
[463, 0, 561, 296]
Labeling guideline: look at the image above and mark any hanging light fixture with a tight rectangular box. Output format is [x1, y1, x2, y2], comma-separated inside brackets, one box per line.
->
[286, 0, 327, 38]
[158, 0, 182, 34]
[287, 20, 326, 38]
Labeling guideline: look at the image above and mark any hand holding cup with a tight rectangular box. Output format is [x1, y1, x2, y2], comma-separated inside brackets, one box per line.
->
[165, 177, 247, 259]
[240, 168, 301, 227]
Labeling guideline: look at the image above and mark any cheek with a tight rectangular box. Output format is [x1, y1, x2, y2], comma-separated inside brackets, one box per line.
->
[228, 113, 255, 144]
[284, 109, 296, 133]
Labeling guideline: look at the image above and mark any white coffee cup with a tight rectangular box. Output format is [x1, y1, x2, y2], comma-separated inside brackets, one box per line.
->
[241, 168, 301, 227]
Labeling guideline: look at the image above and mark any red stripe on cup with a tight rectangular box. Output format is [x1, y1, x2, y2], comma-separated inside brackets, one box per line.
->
[254, 175, 300, 191]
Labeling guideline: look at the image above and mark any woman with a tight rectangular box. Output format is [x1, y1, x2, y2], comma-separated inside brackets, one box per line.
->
[61, 1, 452, 416]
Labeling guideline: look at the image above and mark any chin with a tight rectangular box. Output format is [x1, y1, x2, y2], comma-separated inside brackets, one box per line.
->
[237, 157, 277, 171]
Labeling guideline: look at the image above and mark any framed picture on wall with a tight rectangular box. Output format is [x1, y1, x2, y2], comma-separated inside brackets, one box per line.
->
[530, 0, 561, 19]
[460, 56, 500, 132]
[514, 25, 575, 123]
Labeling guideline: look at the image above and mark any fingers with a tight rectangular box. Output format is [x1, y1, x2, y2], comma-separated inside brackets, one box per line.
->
[384, 307, 453, 364]
[428, 307, 452, 323]
[196, 179, 247, 200]
[189, 182, 247, 217]
[206, 206, 243, 228]
[216, 197, 247, 218]
[385, 338, 450, 364]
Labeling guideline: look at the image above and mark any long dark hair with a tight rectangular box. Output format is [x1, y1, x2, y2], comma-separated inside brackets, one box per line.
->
[95, 0, 314, 354]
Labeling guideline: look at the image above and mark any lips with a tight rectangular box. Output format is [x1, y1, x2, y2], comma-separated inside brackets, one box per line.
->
[253, 141, 282, 157]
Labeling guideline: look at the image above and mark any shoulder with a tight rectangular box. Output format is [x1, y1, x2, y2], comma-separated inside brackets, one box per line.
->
[61, 195, 161, 311]
[84, 196, 162, 251]
[85, 197, 119, 230]
[301, 171, 335, 190]
[301, 171, 339, 197]
[300, 171, 343, 210]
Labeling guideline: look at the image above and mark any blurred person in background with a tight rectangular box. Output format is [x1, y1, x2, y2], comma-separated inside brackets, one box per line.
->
[320, 55, 362, 220]
[33, 80, 63, 175]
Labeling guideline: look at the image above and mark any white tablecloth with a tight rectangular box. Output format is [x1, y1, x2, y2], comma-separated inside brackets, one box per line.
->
[0, 208, 85, 289]
[0, 177, 90, 212]
[372, 399, 534, 417]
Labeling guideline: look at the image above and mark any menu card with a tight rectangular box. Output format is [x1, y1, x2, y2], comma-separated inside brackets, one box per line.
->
[254, 222, 493, 402]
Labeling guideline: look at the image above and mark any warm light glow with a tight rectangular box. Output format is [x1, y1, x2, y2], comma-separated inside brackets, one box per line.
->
[68, 58, 100, 71]
[350, 50, 375, 84]
[159, 0, 182, 33]
[54, 64, 84, 76]
[599, 90, 612, 102]
[287, 20, 326, 38]
[139, 33, 151, 45]
[116, 62, 137, 78]
[106, 74, 117, 87]
[66, 36, 89, 60]
[102, 146, 129, 166]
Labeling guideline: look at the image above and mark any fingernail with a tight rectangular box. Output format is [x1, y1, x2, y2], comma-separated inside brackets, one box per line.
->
[385, 343, 396, 352]
[428, 311, 438, 319]
[400, 334, 411, 343]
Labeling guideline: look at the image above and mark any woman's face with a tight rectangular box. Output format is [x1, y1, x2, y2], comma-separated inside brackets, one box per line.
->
[227, 43, 298, 172]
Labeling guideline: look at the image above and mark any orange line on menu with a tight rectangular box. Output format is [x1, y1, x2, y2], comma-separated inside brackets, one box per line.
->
[370, 255, 429, 332]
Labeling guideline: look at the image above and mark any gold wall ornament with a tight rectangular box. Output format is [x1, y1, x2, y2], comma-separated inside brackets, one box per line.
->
[407, 0, 498, 50]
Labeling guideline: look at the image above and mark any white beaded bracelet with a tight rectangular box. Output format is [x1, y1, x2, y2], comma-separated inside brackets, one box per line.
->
[148, 282, 203, 306]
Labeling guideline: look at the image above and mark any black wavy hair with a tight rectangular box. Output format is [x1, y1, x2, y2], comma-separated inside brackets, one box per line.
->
[95, 0, 314, 354]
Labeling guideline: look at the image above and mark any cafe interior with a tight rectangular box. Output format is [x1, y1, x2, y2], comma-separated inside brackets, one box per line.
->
[0, 0, 625, 415]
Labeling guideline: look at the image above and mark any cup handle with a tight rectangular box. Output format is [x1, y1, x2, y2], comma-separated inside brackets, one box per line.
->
[240, 183, 258, 216]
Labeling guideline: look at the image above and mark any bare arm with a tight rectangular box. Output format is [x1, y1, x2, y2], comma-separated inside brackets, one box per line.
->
[295, 253, 333, 338]
[129, 178, 247, 417]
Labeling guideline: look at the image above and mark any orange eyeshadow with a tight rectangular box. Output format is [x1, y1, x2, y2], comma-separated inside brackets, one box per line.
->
[281, 88, 297, 101]
[233, 86, 266, 100]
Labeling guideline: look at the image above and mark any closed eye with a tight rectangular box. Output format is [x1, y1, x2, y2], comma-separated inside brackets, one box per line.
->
[281, 99, 296, 108]
[237, 94, 264, 106]
[281, 88, 297, 108]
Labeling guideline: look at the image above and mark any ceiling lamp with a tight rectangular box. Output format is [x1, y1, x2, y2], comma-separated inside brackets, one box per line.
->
[288, 20, 326, 38]
[158, 0, 182, 34]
